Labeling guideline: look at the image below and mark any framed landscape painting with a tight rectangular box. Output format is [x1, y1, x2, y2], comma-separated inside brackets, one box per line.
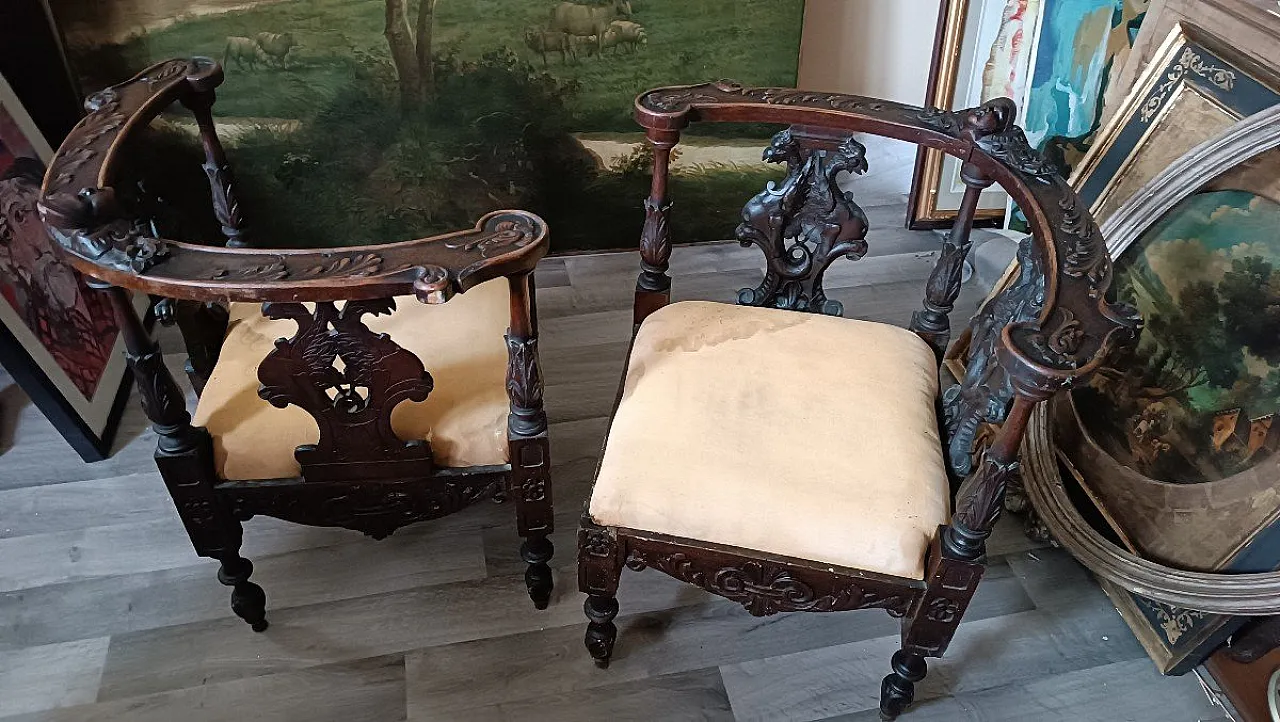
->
[1044, 106, 1280, 674]
[48, 0, 806, 253]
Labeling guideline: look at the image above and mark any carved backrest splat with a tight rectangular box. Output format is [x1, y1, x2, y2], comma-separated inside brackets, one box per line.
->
[735, 129, 870, 316]
[256, 298, 434, 479]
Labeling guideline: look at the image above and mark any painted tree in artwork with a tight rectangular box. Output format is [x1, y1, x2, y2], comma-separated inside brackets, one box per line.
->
[384, 0, 439, 106]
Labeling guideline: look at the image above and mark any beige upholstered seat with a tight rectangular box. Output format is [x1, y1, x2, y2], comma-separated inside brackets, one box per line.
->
[588, 301, 950, 580]
[192, 278, 512, 480]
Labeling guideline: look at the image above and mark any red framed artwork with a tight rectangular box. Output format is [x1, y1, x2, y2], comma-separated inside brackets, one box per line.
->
[0, 1, 144, 461]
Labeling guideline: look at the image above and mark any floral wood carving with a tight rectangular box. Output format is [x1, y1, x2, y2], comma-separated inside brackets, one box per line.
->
[641, 81, 896, 116]
[39, 189, 168, 273]
[202, 161, 246, 247]
[917, 97, 1016, 143]
[735, 129, 870, 316]
[447, 218, 538, 258]
[505, 333, 547, 436]
[638, 198, 673, 291]
[625, 548, 910, 617]
[925, 597, 961, 623]
[975, 127, 1058, 182]
[256, 298, 434, 477]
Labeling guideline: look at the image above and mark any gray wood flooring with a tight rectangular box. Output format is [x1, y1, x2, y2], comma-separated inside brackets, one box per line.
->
[0, 227, 1229, 720]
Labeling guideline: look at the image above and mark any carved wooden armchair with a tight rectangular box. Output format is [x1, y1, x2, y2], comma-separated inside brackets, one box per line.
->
[576, 83, 1142, 719]
[36, 58, 555, 631]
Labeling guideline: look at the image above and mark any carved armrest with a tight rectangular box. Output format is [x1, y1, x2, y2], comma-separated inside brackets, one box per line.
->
[37, 57, 549, 306]
[631, 82, 1140, 394]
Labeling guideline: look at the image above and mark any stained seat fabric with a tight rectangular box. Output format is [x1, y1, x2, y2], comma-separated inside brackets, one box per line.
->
[587, 300, 950, 580]
[192, 278, 512, 480]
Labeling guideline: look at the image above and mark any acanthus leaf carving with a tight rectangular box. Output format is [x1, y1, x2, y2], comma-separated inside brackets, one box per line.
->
[638, 197, 673, 290]
[505, 333, 546, 437]
[976, 127, 1058, 182]
[735, 129, 870, 316]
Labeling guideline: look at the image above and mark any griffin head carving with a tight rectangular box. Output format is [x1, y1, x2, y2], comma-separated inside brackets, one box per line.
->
[761, 129, 803, 170]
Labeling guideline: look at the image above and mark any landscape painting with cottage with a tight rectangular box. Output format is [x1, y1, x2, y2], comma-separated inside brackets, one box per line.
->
[1073, 188, 1280, 484]
[50, 0, 804, 252]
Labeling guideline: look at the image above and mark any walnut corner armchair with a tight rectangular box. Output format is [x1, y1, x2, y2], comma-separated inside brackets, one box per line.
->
[37, 58, 555, 631]
[576, 83, 1142, 719]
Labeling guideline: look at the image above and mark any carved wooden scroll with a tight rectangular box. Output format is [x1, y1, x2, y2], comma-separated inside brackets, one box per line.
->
[256, 298, 434, 481]
[37, 58, 548, 305]
[735, 129, 870, 316]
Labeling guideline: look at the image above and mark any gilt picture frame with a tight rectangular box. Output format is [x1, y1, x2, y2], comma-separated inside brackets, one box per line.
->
[906, 0, 1038, 229]
[1032, 105, 1280, 675]
[1070, 21, 1280, 225]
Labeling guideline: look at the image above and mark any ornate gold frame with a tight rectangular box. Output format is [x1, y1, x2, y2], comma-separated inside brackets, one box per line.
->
[906, 0, 1010, 228]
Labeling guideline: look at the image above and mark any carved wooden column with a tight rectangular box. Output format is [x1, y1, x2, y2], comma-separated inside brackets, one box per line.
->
[578, 525, 623, 667]
[944, 393, 1035, 561]
[635, 128, 680, 325]
[910, 163, 993, 361]
[98, 281, 267, 630]
[506, 271, 554, 609]
[180, 84, 247, 248]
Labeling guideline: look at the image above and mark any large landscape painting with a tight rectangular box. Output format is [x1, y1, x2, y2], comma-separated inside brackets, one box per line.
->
[50, 0, 803, 252]
[1075, 185, 1280, 484]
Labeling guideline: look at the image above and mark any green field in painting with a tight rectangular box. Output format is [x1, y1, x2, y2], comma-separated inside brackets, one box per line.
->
[71, 0, 801, 250]
[82, 0, 802, 130]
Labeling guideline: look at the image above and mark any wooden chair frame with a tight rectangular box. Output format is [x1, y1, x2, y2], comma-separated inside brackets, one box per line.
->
[576, 83, 1141, 719]
[37, 58, 555, 631]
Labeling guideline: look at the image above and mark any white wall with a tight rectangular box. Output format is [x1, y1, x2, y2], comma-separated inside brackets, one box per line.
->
[797, 0, 939, 104]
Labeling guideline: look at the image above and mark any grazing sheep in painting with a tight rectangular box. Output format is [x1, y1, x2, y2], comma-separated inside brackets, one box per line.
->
[548, 0, 632, 54]
[254, 31, 299, 67]
[223, 36, 267, 70]
[525, 28, 574, 65]
[608, 20, 647, 53]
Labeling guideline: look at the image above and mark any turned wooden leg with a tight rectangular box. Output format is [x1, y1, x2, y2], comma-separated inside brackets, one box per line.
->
[217, 555, 268, 632]
[584, 594, 619, 668]
[879, 650, 927, 720]
[521, 535, 554, 610]
[507, 271, 555, 610]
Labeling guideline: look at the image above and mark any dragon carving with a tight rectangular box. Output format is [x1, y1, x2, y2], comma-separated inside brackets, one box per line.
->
[735, 129, 870, 316]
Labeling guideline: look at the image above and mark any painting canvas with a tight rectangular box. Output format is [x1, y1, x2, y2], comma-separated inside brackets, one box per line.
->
[0, 70, 138, 460]
[1005, 0, 1148, 230]
[48, 0, 805, 254]
[1077, 188, 1280, 485]
[1061, 143, 1280, 675]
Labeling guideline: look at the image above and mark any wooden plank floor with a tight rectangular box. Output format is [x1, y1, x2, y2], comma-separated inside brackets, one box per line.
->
[0, 232, 1227, 721]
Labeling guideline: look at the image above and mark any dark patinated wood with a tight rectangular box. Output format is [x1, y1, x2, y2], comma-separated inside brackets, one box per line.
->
[579, 81, 1141, 719]
[507, 271, 554, 609]
[98, 280, 267, 631]
[734, 128, 869, 315]
[178, 66, 246, 248]
[38, 57, 556, 626]
[257, 297, 436, 481]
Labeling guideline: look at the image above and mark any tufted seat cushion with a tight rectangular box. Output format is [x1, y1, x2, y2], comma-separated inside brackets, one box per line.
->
[587, 301, 950, 580]
[192, 278, 512, 480]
